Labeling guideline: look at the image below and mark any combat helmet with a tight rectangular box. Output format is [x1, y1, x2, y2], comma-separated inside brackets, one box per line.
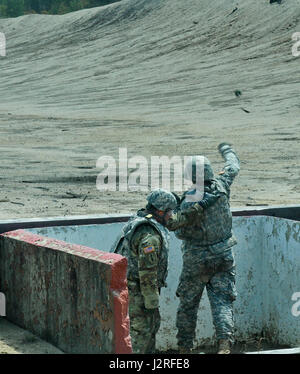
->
[184, 155, 214, 183]
[146, 188, 177, 211]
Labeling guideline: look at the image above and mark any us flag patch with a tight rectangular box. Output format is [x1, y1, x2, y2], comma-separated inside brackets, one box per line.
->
[143, 246, 155, 254]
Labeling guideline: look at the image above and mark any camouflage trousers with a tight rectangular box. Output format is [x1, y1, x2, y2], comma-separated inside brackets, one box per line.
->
[176, 244, 237, 349]
[128, 280, 161, 354]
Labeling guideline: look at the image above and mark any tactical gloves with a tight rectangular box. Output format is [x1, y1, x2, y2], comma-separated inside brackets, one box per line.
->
[218, 142, 240, 178]
[218, 142, 233, 155]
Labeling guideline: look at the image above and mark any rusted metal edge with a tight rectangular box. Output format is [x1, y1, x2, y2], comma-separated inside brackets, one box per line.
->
[0, 205, 299, 235]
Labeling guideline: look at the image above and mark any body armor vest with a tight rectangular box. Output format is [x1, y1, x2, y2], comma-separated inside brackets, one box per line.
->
[111, 213, 170, 287]
[175, 178, 233, 246]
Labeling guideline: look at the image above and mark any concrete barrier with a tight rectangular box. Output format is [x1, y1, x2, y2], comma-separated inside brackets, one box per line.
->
[0, 210, 299, 352]
[0, 229, 132, 354]
[26, 215, 300, 350]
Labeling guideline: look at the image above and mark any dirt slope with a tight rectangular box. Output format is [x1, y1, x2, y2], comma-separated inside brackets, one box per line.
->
[0, 0, 299, 216]
[0, 0, 299, 354]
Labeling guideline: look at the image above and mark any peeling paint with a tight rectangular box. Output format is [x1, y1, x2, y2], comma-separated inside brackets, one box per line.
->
[285, 224, 292, 243]
[247, 270, 253, 280]
[0, 229, 132, 354]
[1, 216, 299, 352]
[291, 223, 300, 243]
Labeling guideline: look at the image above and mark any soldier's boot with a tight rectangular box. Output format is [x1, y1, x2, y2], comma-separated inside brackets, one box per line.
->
[217, 339, 231, 354]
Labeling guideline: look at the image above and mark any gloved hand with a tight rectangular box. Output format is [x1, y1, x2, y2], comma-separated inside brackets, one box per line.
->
[218, 142, 232, 154]
[198, 192, 220, 209]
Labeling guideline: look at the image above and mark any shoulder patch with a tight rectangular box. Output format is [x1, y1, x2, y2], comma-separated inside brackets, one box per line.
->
[145, 214, 153, 219]
[143, 245, 155, 254]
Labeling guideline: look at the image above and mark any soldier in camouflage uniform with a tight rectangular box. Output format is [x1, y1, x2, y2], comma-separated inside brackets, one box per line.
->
[111, 188, 219, 354]
[174, 143, 240, 354]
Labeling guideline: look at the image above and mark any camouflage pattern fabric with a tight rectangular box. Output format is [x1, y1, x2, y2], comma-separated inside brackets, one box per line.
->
[112, 213, 170, 292]
[110, 189, 223, 353]
[166, 202, 205, 231]
[175, 189, 236, 246]
[175, 145, 240, 349]
[176, 244, 237, 348]
[184, 155, 214, 182]
[127, 280, 161, 354]
[147, 188, 177, 211]
[111, 213, 169, 353]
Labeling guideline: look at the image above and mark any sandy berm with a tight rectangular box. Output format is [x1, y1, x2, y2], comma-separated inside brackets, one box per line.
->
[0, 0, 299, 353]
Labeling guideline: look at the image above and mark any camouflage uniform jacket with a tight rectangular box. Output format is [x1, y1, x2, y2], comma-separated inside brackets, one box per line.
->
[166, 203, 206, 232]
[111, 211, 170, 309]
[175, 148, 240, 253]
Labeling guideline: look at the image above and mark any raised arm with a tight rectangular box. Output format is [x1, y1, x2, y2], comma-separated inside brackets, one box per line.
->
[166, 193, 220, 231]
[217, 143, 240, 189]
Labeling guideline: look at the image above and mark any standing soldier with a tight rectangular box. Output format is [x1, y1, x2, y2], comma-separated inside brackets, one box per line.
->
[111, 188, 219, 354]
[174, 143, 240, 354]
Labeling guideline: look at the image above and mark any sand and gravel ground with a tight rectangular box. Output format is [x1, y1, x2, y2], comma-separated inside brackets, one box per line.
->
[0, 318, 63, 354]
[0, 0, 299, 354]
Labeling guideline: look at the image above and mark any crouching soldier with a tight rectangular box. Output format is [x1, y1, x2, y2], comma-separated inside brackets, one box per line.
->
[111, 188, 219, 354]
